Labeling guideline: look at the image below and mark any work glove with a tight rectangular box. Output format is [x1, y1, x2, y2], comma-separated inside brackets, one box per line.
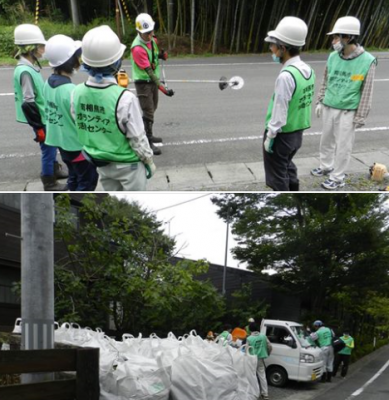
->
[158, 85, 175, 97]
[315, 103, 323, 118]
[144, 159, 157, 179]
[159, 49, 168, 61]
[354, 119, 364, 129]
[264, 131, 277, 154]
[34, 128, 46, 143]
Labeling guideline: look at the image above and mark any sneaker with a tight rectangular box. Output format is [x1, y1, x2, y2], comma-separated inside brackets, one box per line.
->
[310, 167, 334, 177]
[321, 178, 345, 190]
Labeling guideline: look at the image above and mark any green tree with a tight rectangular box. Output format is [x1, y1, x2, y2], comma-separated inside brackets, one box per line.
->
[212, 194, 389, 334]
[54, 194, 225, 336]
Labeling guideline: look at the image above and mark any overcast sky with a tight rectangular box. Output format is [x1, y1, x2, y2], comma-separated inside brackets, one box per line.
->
[114, 193, 245, 269]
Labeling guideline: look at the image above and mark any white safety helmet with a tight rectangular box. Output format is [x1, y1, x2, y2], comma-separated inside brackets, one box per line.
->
[327, 16, 360, 36]
[248, 318, 255, 323]
[81, 25, 126, 68]
[45, 35, 82, 68]
[14, 23, 46, 45]
[265, 16, 308, 47]
[135, 13, 155, 33]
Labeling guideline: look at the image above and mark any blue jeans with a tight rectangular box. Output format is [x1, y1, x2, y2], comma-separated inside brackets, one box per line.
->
[40, 142, 57, 176]
[59, 149, 99, 191]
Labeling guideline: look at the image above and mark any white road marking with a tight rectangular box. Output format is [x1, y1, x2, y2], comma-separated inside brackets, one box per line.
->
[345, 359, 389, 399]
[1, 126, 388, 160]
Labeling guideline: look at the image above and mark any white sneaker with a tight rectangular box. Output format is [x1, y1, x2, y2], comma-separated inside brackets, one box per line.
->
[321, 178, 345, 190]
[311, 167, 334, 177]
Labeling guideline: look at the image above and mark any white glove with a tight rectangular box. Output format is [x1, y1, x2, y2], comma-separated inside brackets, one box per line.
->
[315, 103, 323, 118]
[144, 160, 156, 179]
[264, 131, 277, 154]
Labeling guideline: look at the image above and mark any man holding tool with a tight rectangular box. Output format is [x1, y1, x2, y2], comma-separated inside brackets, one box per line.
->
[131, 13, 175, 156]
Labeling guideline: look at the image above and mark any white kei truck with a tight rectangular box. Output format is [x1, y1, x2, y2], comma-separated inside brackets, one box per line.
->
[260, 319, 324, 387]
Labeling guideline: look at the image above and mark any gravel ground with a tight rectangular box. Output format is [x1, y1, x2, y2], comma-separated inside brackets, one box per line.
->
[206, 172, 389, 192]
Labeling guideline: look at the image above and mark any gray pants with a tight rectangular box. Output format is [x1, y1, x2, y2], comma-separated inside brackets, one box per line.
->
[257, 358, 268, 397]
[263, 130, 303, 191]
[97, 162, 147, 191]
[321, 345, 335, 373]
[135, 82, 159, 122]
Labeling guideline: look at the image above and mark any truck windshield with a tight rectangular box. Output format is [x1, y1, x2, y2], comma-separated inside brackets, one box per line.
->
[290, 325, 316, 348]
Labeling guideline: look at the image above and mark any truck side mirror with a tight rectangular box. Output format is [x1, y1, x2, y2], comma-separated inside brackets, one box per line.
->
[284, 336, 297, 348]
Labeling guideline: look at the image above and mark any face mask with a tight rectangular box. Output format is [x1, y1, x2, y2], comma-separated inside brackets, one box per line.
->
[272, 53, 281, 64]
[333, 41, 343, 52]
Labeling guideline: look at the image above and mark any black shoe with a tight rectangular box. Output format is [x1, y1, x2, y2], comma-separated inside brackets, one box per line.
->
[150, 142, 162, 156]
[150, 135, 163, 143]
[321, 372, 327, 382]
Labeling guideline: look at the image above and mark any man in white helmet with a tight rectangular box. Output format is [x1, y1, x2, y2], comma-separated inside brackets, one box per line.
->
[311, 16, 377, 190]
[71, 25, 155, 191]
[263, 17, 315, 191]
[131, 13, 175, 156]
[13, 24, 68, 191]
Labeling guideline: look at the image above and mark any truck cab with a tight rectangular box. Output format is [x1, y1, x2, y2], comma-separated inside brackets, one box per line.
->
[260, 319, 324, 387]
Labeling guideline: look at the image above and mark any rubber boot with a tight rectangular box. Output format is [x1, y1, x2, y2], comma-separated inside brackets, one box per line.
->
[321, 372, 327, 382]
[143, 118, 162, 143]
[41, 175, 68, 191]
[54, 161, 69, 179]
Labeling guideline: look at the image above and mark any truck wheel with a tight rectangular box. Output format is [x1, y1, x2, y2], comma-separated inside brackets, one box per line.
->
[267, 366, 288, 387]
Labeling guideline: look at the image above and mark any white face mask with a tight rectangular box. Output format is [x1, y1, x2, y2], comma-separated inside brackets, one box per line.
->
[333, 41, 343, 52]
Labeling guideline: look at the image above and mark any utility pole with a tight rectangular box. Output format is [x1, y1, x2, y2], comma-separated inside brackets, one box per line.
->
[70, 0, 80, 29]
[115, 0, 121, 40]
[21, 194, 55, 383]
[222, 208, 230, 296]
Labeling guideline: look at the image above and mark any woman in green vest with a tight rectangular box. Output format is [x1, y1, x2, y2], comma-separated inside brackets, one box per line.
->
[333, 329, 354, 378]
[43, 34, 98, 191]
[263, 17, 315, 191]
[131, 13, 175, 156]
[311, 16, 377, 190]
[72, 25, 155, 191]
[13, 24, 67, 191]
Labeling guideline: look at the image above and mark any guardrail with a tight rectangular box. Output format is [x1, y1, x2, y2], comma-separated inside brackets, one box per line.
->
[0, 347, 99, 400]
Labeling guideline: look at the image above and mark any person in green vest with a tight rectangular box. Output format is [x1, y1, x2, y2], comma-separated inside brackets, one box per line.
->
[245, 317, 255, 335]
[13, 24, 67, 191]
[333, 329, 354, 378]
[217, 324, 233, 345]
[263, 17, 315, 191]
[310, 320, 335, 382]
[247, 322, 271, 400]
[43, 34, 98, 191]
[72, 25, 156, 191]
[131, 13, 175, 156]
[311, 16, 377, 190]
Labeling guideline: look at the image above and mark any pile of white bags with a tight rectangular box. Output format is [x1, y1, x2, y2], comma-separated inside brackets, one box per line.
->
[54, 324, 259, 400]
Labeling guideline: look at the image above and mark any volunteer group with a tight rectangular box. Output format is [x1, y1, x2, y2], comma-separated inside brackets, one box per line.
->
[12, 13, 376, 192]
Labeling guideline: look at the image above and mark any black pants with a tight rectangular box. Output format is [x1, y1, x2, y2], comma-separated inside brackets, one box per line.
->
[333, 353, 350, 377]
[263, 130, 303, 191]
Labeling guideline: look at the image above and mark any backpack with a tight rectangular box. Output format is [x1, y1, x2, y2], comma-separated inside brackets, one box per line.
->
[332, 336, 346, 353]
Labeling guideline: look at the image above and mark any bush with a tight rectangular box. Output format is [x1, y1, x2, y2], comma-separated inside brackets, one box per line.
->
[0, 18, 137, 59]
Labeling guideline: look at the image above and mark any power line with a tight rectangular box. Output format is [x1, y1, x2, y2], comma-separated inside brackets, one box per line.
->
[153, 194, 212, 212]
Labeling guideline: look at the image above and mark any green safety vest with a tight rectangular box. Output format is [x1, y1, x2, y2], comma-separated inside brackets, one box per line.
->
[73, 83, 140, 163]
[131, 35, 160, 82]
[43, 80, 82, 151]
[265, 65, 315, 133]
[14, 64, 46, 124]
[316, 327, 332, 347]
[338, 335, 354, 355]
[247, 334, 269, 359]
[323, 51, 376, 110]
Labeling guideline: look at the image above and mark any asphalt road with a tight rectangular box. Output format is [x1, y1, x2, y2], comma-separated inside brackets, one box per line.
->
[1, 52, 388, 189]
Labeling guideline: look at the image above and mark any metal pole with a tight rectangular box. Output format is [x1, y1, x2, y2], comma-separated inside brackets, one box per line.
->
[222, 209, 230, 296]
[21, 194, 55, 383]
[115, 0, 121, 40]
[70, 0, 80, 29]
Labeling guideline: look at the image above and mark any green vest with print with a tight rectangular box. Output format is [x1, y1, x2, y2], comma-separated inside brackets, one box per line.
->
[73, 83, 140, 163]
[338, 335, 354, 355]
[323, 51, 376, 110]
[131, 36, 160, 82]
[265, 65, 315, 133]
[43, 81, 82, 151]
[247, 334, 269, 359]
[14, 65, 46, 124]
[316, 327, 332, 347]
